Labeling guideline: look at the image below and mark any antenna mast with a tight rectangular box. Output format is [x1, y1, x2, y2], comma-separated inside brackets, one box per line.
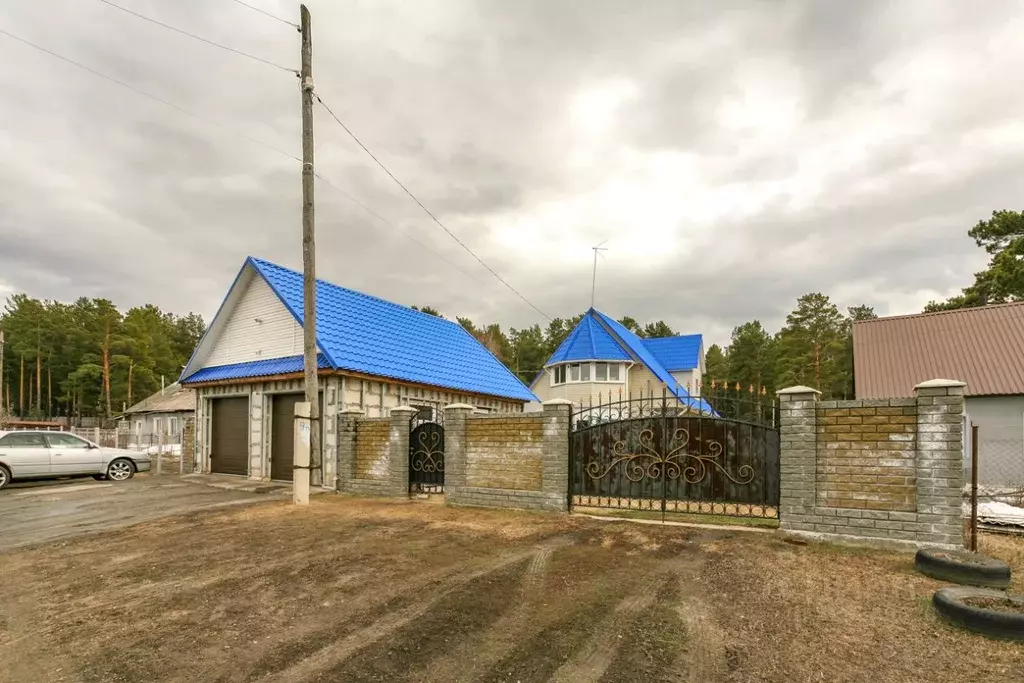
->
[590, 241, 608, 309]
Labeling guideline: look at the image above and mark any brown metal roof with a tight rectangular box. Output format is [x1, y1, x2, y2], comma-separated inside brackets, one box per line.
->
[123, 382, 195, 415]
[853, 301, 1024, 398]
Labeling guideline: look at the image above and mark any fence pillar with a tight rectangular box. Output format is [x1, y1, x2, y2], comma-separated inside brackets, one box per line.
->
[776, 386, 820, 530]
[541, 399, 572, 511]
[388, 406, 417, 495]
[914, 379, 966, 546]
[335, 409, 362, 492]
[442, 404, 474, 503]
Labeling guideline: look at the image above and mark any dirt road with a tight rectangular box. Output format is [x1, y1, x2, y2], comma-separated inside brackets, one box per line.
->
[1, 497, 1021, 682]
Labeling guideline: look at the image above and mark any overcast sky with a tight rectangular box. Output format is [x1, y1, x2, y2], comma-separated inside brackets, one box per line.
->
[1, 1, 1021, 345]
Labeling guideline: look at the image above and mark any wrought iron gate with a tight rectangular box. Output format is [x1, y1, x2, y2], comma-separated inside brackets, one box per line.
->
[409, 420, 444, 493]
[569, 390, 780, 519]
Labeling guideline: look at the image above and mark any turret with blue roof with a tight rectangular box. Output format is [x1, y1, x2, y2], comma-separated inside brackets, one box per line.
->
[531, 308, 711, 412]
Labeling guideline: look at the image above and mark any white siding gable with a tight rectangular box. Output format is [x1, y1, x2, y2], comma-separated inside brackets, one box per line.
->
[203, 272, 306, 368]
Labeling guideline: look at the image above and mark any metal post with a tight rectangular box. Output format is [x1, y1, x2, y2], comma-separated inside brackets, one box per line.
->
[970, 423, 979, 552]
[157, 431, 163, 476]
[293, 401, 311, 506]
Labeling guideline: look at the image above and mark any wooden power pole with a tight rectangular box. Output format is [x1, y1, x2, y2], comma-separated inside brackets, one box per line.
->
[297, 3, 318, 505]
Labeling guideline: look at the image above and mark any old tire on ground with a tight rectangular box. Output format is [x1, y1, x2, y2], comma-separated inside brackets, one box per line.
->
[933, 587, 1024, 641]
[106, 458, 136, 482]
[0, 464, 10, 489]
[915, 548, 1011, 588]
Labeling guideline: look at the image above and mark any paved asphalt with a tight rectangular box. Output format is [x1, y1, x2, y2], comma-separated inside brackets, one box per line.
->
[0, 475, 281, 552]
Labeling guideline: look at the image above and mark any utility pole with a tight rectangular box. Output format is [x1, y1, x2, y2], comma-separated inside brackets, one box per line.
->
[0, 328, 4, 424]
[590, 241, 608, 309]
[296, 3, 318, 506]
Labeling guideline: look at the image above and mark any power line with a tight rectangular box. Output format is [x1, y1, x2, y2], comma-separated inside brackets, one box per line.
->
[228, 0, 298, 29]
[0, 27, 487, 289]
[313, 93, 551, 321]
[0, 27, 300, 164]
[313, 172, 487, 286]
[93, 0, 297, 74]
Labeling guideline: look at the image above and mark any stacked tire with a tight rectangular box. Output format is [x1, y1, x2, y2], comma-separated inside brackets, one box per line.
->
[915, 548, 1023, 641]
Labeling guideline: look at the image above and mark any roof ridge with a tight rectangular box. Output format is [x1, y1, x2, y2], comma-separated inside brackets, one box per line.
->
[248, 256, 471, 333]
[854, 300, 1024, 325]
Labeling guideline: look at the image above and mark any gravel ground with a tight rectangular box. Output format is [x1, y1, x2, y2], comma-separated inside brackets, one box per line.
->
[1, 496, 1022, 683]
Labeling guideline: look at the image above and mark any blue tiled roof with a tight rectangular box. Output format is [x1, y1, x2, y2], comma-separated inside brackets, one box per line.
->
[182, 258, 536, 402]
[185, 354, 330, 383]
[548, 315, 632, 363]
[544, 309, 714, 413]
[642, 335, 703, 371]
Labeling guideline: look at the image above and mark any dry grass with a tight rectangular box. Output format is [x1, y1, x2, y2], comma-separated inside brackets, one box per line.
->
[1, 497, 1022, 683]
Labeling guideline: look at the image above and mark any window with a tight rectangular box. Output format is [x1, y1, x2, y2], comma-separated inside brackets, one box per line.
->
[552, 366, 567, 385]
[569, 364, 580, 382]
[45, 433, 91, 449]
[595, 363, 608, 381]
[168, 417, 179, 435]
[581, 363, 591, 381]
[608, 364, 620, 381]
[0, 432, 46, 447]
[410, 404, 434, 422]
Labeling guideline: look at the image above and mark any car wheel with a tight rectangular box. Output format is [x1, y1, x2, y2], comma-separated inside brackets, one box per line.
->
[106, 458, 136, 482]
[0, 465, 10, 490]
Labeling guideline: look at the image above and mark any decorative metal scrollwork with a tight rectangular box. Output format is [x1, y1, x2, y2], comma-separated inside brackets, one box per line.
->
[585, 428, 754, 485]
[411, 429, 444, 473]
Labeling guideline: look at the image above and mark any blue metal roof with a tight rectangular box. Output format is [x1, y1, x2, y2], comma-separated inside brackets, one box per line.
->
[548, 315, 632, 362]
[182, 258, 536, 402]
[642, 335, 703, 371]
[569, 310, 714, 413]
[184, 354, 330, 383]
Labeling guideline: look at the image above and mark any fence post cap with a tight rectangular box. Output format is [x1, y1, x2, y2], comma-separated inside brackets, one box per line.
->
[541, 398, 574, 406]
[776, 385, 821, 396]
[443, 403, 476, 411]
[914, 378, 966, 389]
[389, 406, 418, 415]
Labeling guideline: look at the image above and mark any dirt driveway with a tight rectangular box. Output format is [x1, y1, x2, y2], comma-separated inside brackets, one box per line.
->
[1, 497, 1022, 683]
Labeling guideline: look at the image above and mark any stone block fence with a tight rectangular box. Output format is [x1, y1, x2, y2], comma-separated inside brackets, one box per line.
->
[777, 379, 966, 548]
[334, 399, 571, 511]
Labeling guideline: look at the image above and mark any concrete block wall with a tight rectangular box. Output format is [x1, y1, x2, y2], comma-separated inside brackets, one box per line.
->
[778, 379, 966, 548]
[444, 400, 571, 511]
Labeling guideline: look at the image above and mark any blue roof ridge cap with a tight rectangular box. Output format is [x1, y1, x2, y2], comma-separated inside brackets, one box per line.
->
[248, 255, 473, 335]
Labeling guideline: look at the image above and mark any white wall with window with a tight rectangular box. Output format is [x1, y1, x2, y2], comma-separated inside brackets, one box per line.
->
[549, 361, 625, 386]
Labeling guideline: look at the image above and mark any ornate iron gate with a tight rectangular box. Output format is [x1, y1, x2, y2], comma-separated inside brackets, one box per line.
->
[569, 389, 780, 519]
[409, 420, 444, 493]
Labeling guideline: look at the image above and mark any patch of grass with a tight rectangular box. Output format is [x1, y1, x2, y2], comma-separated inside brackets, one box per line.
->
[576, 507, 780, 529]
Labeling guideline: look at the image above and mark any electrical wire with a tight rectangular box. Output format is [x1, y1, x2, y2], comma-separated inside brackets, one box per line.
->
[93, 0, 297, 74]
[228, 0, 298, 29]
[0, 26, 300, 163]
[313, 172, 487, 286]
[313, 93, 551, 321]
[0, 26, 490, 289]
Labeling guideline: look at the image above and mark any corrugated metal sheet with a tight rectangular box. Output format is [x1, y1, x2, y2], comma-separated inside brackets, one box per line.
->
[853, 302, 1024, 398]
[643, 335, 703, 371]
[183, 354, 329, 384]
[547, 315, 632, 362]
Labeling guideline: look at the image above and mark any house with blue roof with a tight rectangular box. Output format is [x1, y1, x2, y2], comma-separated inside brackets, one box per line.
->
[179, 257, 536, 484]
[530, 309, 708, 411]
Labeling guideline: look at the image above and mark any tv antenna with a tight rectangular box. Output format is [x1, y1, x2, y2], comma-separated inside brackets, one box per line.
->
[590, 240, 608, 308]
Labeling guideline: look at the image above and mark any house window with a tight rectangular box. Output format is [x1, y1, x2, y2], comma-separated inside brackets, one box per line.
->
[569, 364, 580, 382]
[595, 363, 608, 381]
[552, 366, 567, 385]
[581, 363, 591, 381]
[608, 364, 620, 381]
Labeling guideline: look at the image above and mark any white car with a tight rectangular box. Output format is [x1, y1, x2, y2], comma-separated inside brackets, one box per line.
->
[0, 430, 151, 489]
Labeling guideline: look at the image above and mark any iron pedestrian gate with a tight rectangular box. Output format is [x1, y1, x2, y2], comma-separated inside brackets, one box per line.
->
[409, 417, 444, 494]
[569, 389, 781, 520]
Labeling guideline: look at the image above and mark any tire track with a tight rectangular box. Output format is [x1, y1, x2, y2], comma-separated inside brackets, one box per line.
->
[254, 547, 539, 683]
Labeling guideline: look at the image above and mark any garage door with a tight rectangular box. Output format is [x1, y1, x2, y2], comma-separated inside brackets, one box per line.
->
[211, 397, 249, 476]
[270, 393, 323, 482]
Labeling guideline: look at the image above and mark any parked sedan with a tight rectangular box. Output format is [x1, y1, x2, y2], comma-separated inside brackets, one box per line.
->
[0, 430, 151, 489]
